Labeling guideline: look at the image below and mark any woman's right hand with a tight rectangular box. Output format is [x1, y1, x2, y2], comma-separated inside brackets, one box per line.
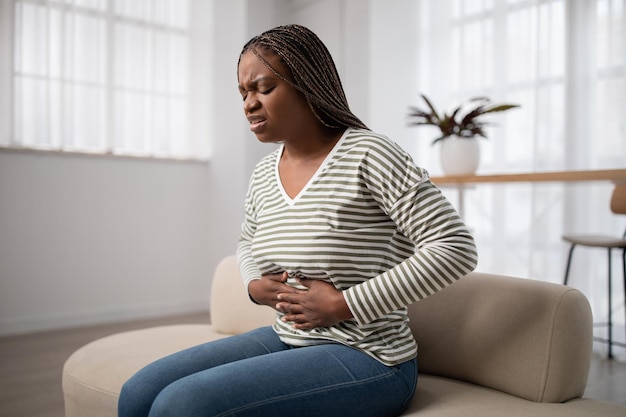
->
[248, 272, 292, 309]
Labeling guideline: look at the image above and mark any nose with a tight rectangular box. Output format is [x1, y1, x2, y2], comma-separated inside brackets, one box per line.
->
[243, 93, 260, 113]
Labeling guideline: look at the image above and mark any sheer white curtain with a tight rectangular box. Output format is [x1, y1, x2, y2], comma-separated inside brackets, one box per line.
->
[415, 0, 625, 353]
[4, 0, 211, 160]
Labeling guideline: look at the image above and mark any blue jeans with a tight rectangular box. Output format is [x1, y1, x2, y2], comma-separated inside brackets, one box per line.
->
[118, 326, 417, 417]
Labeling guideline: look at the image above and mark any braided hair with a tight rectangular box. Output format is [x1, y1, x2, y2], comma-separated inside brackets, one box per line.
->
[238, 24, 368, 130]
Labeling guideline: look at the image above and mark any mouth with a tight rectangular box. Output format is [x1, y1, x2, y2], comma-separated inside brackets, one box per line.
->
[247, 115, 267, 132]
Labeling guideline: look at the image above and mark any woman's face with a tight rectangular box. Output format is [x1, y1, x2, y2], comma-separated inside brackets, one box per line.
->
[237, 49, 315, 143]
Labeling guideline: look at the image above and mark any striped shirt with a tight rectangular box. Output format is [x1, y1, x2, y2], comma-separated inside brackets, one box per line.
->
[237, 128, 477, 366]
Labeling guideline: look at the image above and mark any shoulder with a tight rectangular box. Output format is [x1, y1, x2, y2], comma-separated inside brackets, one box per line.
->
[251, 147, 280, 178]
[341, 128, 429, 180]
[343, 128, 400, 153]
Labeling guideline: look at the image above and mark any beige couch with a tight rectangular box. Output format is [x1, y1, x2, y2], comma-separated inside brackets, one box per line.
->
[63, 255, 626, 416]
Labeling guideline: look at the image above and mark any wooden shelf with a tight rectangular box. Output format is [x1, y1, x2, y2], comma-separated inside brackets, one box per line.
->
[430, 169, 626, 185]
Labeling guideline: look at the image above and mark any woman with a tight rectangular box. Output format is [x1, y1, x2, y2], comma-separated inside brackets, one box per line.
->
[118, 24, 477, 417]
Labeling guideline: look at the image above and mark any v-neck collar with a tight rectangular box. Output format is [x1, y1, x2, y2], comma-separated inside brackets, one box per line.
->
[275, 128, 350, 206]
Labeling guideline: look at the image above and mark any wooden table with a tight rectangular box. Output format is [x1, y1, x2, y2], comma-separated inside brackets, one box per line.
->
[430, 168, 626, 217]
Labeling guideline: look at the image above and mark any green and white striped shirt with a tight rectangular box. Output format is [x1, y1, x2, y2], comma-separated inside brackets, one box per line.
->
[237, 128, 477, 366]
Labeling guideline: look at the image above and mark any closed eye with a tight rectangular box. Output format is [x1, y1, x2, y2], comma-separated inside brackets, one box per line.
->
[239, 86, 275, 102]
[238, 76, 277, 101]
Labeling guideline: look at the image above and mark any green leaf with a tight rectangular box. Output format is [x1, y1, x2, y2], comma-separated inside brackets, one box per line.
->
[407, 94, 520, 145]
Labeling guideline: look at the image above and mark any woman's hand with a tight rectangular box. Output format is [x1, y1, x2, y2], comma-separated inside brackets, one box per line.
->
[275, 279, 353, 330]
[247, 272, 293, 308]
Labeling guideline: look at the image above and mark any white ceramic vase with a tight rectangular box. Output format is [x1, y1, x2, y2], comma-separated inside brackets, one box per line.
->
[439, 135, 480, 176]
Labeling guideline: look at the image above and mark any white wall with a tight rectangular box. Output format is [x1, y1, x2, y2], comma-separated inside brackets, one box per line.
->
[367, 0, 425, 162]
[0, 0, 277, 335]
[0, 152, 213, 334]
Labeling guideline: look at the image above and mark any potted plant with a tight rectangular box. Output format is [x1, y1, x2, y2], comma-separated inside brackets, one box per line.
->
[407, 94, 520, 175]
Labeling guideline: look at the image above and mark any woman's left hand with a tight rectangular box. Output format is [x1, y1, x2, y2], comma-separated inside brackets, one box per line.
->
[275, 279, 353, 330]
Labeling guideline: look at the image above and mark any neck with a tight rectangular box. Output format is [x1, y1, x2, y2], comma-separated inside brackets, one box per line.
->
[282, 127, 345, 161]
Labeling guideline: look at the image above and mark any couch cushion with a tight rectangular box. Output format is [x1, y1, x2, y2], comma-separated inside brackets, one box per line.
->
[62, 324, 222, 417]
[403, 375, 625, 417]
[408, 272, 593, 403]
[210, 255, 276, 334]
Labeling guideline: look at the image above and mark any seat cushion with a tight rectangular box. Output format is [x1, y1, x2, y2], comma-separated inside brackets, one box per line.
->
[62, 324, 224, 417]
[403, 374, 626, 417]
[562, 234, 626, 248]
[63, 324, 626, 417]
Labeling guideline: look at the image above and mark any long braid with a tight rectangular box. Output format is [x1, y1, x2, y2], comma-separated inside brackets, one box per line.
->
[238, 24, 368, 130]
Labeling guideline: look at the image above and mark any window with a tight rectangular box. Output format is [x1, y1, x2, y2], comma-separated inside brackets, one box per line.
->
[2, 0, 211, 160]
[596, 0, 625, 166]
[419, 0, 624, 172]
[416, 0, 625, 286]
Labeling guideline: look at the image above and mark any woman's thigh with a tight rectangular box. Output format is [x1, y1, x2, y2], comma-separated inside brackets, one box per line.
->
[148, 342, 417, 417]
[118, 326, 290, 417]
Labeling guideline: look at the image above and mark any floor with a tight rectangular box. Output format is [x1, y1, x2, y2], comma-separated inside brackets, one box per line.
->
[0, 312, 624, 417]
[0, 312, 210, 417]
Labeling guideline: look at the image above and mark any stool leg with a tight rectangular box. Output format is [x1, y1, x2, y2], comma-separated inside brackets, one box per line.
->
[564, 244, 576, 286]
[607, 248, 613, 359]
[622, 247, 625, 356]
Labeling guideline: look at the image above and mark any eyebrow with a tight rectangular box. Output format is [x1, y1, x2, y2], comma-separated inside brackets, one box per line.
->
[238, 76, 276, 92]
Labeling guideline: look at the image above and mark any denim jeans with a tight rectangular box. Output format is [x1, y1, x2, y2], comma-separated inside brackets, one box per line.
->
[118, 326, 417, 417]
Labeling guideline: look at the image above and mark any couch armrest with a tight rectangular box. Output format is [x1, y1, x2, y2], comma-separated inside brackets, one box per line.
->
[209, 255, 276, 334]
[408, 272, 593, 403]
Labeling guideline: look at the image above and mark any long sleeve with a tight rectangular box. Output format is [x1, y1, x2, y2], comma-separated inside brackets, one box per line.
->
[343, 175, 477, 325]
[236, 189, 261, 291]
[235, 150, 278, 291]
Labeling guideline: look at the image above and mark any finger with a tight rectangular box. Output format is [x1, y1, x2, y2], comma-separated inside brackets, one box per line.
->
[281, 313, 296, 322]
[276, 292, 302, 303]
[267, 273, 287, 282]
[281, 313, 310, 326]
[291, 319, 314, 330]
[275, 301, 296, 314]
[277, 302, 305, 315]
